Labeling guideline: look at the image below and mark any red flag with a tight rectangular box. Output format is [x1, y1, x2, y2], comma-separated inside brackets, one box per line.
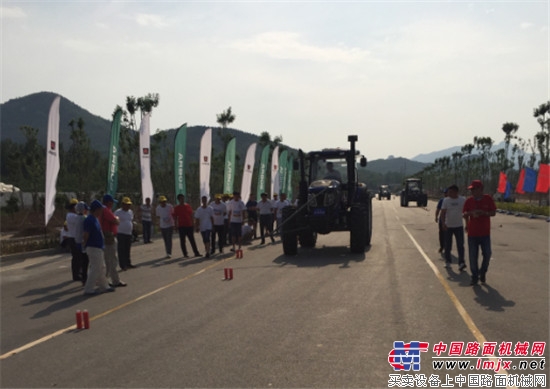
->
[497, 172, 507, 193]
[516, 169, 525, 194]
[535, 164, 550, 193]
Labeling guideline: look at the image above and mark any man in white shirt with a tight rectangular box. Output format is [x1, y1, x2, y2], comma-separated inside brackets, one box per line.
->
[195, 196, 214, 258]
[440, 184, 466, 271]
[227, 191, 246, 252]
[274, 193, 290, 236]
[156, 195, 174, 258]
[115, 197, 135, 271]
[210, 195, 227, 254]
[258, 193, 275, 244]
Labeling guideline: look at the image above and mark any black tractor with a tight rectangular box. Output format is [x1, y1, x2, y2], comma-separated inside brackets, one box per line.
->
[378, 185, 391, 200]
[400, 178, 428, 207]
[281, 135, 372, 255]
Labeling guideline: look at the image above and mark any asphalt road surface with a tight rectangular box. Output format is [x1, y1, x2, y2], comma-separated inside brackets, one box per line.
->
[1, 198, 548, 388]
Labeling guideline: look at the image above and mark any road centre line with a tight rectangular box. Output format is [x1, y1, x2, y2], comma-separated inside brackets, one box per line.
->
[401, 224, 509, 378]
[0, 256, 233, 360]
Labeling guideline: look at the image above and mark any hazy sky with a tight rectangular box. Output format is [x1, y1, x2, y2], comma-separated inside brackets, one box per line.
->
[1, 1, 548, 160]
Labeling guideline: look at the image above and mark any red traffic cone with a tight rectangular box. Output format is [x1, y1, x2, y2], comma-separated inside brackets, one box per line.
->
[224, 268, 234, 280]
[236, 249, 243, 259]
[76, 310, 83, 330]
[83, 310, 90, 329]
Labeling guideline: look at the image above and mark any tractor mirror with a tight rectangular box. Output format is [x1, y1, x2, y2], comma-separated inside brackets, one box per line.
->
[360, 156, 367, 167]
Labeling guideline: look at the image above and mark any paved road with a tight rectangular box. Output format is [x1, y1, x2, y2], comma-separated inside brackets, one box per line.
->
[1, 198, 548, 388]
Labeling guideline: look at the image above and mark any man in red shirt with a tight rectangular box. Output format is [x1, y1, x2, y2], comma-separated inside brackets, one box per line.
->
[173, 194, 201, 258]
[100, 194, 126, 287]
[463, 180, 496, 286]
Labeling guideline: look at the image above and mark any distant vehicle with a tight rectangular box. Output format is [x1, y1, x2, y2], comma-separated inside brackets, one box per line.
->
[400, 178, 428, 207]
[281, 135, 372, 255]
[378, 185, 391, 200]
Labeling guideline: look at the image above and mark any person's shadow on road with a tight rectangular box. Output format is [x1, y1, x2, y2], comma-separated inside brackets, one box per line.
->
[473, 283, 515, 312]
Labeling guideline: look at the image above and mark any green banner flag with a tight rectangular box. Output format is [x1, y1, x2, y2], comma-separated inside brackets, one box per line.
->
[174, 123, 187, 198]
[287, 154, 293, 201]
[279, 149, 288, 195]
[256, 144, 270, 200]
[223, 138, 236, 194]
[106, 108, 122, 195]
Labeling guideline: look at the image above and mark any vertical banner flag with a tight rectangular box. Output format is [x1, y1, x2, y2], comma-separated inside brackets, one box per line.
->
[287, 154, 293, 201]
[139, 112, 154, 203]
[240, 143, 257, 202]
[257, 145, 270, 200]
[279, 149, 288, 195]
[497, 172, 507, 193]
[522, 167, 537, 193]
[45, 95, 61, 226]
[535, 163, 550, 193]
[271, 146, 280, 197]
[200, 128, 212, 199]
[174, 123, 187, 198]
[516, 169, 526, 194]
[223, 138, 236, 194]
[504, 181, 512, 200]
[106, 108, 122, 196]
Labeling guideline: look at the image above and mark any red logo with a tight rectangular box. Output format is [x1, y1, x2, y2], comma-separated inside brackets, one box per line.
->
[274, 165, 277, 170]
[247, 164, 251, 171]
[50, 141, 56, 150]
[143, 148, 149, 155]
[204, 156, 208, 162]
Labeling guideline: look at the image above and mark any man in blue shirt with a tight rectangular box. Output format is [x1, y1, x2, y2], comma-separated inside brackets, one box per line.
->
[83, 200, 115, 295]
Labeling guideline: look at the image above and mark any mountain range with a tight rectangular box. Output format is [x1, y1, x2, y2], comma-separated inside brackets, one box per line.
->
[1, 92, 434, 177]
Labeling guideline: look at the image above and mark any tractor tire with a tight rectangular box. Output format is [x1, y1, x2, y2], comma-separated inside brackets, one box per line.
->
[350, 204, 367, 253]
[299, 229, 317, 248]
[365, 196, 372, 246]
[282, 206, 298, 255]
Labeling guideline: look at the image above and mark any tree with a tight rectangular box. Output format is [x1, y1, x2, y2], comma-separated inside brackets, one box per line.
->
[216, 106, 235, 128]
[118, 93, 160, 194]
[533, 101, 550, 165]
[19, 126, 45, 210]
[501, 122, 519, 171]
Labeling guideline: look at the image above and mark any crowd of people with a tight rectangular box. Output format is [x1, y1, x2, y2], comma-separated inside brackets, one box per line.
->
[63, 191, 292, 295]
[64, 177, 496, 294]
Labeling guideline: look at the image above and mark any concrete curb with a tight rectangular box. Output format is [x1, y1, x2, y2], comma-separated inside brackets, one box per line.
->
[496, 209, 550, 221]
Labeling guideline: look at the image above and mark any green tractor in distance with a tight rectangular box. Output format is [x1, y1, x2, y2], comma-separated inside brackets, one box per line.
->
[378, 185, 391, 200]
[281, 135, 372, 255]
[400, 178, 428, 207]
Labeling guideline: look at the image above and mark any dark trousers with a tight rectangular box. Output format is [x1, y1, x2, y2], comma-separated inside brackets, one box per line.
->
[161, 227, 173, 255]
[142, 220, 152, 243]
[70, 239, 89, 282]
[468, 236, 492, 282]
[259, 214, 275, 243]
[178, 226, 200, 256]
[117, 233, 132, 269]
[444, 227, 465, 265]
[211, 224, 225, 252]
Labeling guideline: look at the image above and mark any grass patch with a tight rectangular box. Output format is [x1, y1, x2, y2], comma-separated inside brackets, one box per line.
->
[496, 202, 550, 217]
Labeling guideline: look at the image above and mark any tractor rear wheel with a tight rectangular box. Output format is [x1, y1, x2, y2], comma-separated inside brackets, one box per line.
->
[350, 204, 367, 253]
[282, 206, 298, 255]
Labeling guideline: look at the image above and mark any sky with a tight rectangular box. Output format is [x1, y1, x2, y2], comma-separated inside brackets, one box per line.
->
[1, 1, 548, 161]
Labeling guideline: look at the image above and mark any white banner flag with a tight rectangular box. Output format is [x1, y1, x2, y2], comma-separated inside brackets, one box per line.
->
[139, 112, 154, 203]
[271, 145, 280, 197]
[200, 128, 212, 200]
[45, 96, 61, 226]
[240, 143, 257, 202]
